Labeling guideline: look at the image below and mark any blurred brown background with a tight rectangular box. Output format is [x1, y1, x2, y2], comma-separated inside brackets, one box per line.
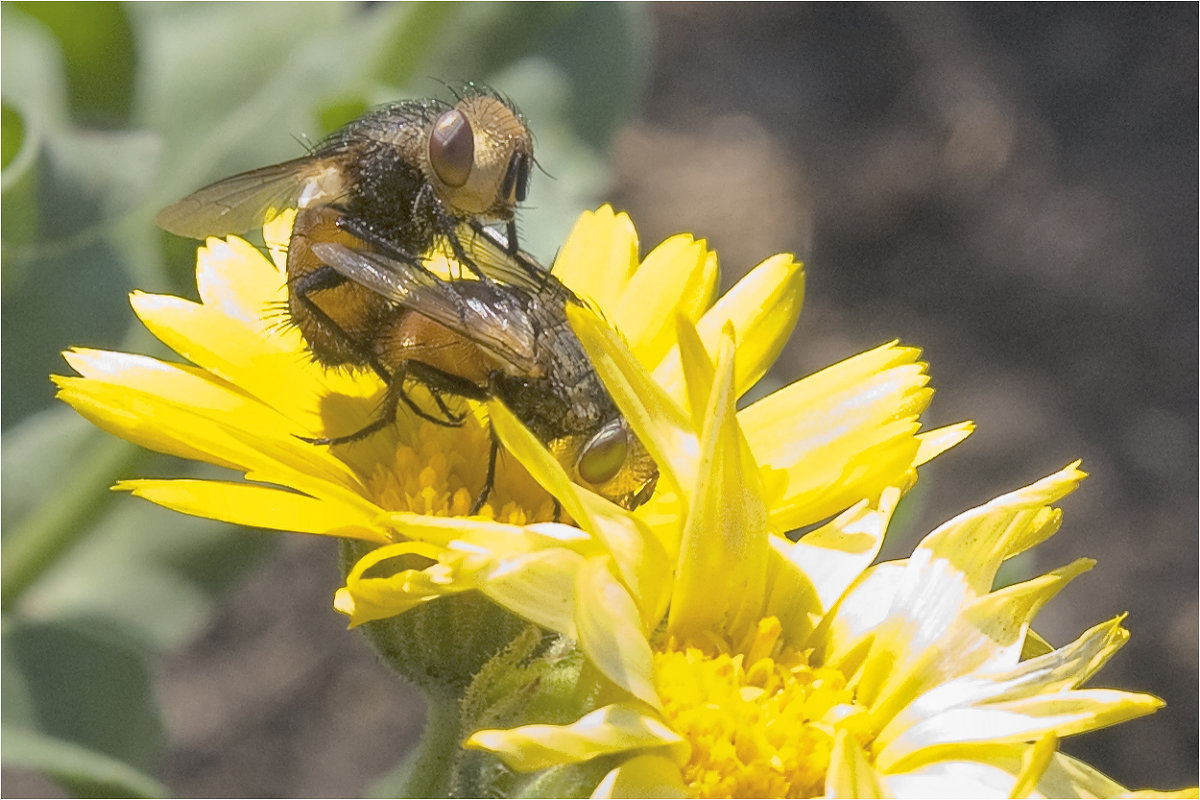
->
[16, 4, 1189, 797]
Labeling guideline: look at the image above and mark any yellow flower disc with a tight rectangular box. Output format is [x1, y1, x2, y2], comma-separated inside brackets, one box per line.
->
[655, 618, 868, 799]
[357, 416, 559, 525]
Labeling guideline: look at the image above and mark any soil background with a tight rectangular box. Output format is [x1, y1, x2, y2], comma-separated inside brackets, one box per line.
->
[16, 5, 1193, 797]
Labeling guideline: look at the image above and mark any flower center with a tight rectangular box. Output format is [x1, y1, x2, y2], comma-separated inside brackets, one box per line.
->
[654, 618, 868, 799]
[353, 412, 559, 525]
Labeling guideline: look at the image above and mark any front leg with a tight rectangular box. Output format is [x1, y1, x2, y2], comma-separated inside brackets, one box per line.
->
[467, 219, 548, 286]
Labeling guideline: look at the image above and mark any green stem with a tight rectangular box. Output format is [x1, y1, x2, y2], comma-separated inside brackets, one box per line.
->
[397, 688, 463, 798]
[1, 436, 140, 610]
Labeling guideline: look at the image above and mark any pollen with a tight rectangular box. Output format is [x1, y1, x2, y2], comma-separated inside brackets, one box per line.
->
[361, 417, 559, 525]
[655, 618, 868, 799]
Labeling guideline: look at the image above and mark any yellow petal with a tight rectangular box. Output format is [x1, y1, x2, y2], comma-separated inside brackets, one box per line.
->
[953, 559, 1095, 667]
[575, 557, 660, 708]
[591, 753, 688, 799]
[877, 689, 1163, 773]
[886, 615, 1127, 747]
[884, 760, 1028, 798]
[465, 704, 685, 771]
[568, 303, 697, 504]
[337, 512, 598, 634]
[741, 342, 932, 531]
[481, 547, 589, 638]
[486, 398, 674, 623]
[1038, 751, 1132, 797]
[785, 486, 901, 613]
[1009, 731, 1058, 799]
[669, 329, 769, 647]
[915, 421, 974, 466]
[336, 526, 587, 630]
[810, 559, 906, 673]
[763, 538, 824, 648]
[55, 354, 369, 504]
[916, 463, 1087, 596]
[195, 233, 284, 309]
[652, 253, 804, 400]
[553, 205, 639, 310]
[263, 208, 296, 269]
[578, 496, 675, 632]
[116, 479, 386, 542]
[335, 540, 467, 625]
[856, 556, 1094, 727]
[487, 398, 597, 528]
[378, 512, 591, 551]
[675, 313, 718, 427]
[615, 234, 718, 368]
[131, 289, 366, 431]
[826, 728, 891, 799]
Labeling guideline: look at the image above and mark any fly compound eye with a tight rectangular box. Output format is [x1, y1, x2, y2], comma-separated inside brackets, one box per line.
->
[577, 421, 629, 486]
[429, 109, 474, 188]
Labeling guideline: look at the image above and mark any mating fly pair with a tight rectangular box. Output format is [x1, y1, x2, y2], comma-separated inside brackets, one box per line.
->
[156, 86, 658, 512]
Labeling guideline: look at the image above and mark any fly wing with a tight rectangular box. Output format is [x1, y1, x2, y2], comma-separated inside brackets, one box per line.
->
[459, 222, 587, 321]
[457, 224, 551, 292]
[461, 223, 603, 322]
[311, 241, 541, 375]
[155, 155, 345, 238]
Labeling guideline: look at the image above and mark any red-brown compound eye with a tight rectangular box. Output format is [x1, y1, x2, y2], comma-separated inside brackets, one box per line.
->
[577, 420, 629, 486]
[429, 109, 474, 187]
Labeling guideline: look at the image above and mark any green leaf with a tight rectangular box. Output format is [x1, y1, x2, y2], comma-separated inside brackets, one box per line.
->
[1, 725, 166, 798]
[1, 411, 144, 608]
[383, 3, 574, 82]
[366, 2, 467, 84]
[2, 224, 140, 427]
[1, 102, 38, 248]
[2, 102, 26, 169]
[131, 2, 362, 205]
[1, 5, 69, 125]
[2, 408, 275, 650]
[1, 619, 166, 787]
[14, 1, 136, 124]
[525, 2, 652, 149]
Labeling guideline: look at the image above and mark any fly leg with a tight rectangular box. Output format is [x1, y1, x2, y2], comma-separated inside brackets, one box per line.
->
[466, 426, 563, 521]
[444, 224, 491, 283]
[291, 270, 467, 443]
[297, 374, 454, 448]
[301, 359, 489, 446]
[403, 361, 488, 418]
[466, 219, 548, 286]
[332, 213, 433, 277]
[505, 219, 519, 255]
[470, 433, 499, 515]
[299, 390, 401, 445]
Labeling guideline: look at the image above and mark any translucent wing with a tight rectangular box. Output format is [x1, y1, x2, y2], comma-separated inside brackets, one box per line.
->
[155, 156, 344, 238]
[458, 223, 554, 293]
[311, 241, 541, 375]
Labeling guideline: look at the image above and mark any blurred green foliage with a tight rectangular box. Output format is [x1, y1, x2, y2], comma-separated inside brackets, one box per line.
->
[0, 2, 651, 794]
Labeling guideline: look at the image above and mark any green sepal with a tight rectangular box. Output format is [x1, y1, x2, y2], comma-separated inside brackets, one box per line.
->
[339, 538, 531, 695]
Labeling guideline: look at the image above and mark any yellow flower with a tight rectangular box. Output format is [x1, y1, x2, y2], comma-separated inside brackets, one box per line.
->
[57, 203, 957, 665]
[55, 211, 562, 541]
[54, 202, 1186, 799]
[463, 317, 1176, 797]
[333, 206, 965, 628]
